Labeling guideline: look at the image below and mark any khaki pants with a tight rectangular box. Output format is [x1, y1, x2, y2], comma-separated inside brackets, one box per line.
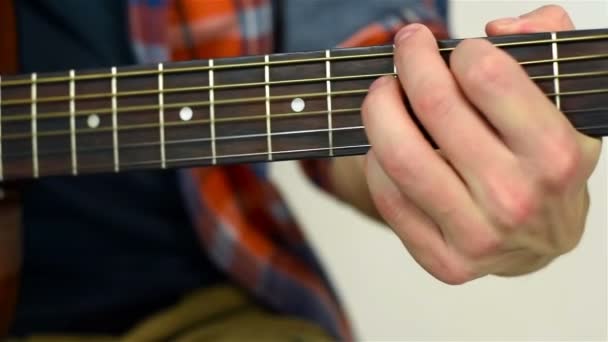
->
[10, 285, 334, 342]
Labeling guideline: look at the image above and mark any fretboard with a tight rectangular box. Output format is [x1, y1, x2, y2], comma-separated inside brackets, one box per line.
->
[1, 28, 607, 182]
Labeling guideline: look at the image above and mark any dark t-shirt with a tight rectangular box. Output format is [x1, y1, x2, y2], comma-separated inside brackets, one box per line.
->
[10, 0, 224, 335]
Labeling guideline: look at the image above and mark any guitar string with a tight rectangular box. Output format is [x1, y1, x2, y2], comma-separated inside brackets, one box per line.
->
[3, 51, 608, 110]
[3, 126, 367, 159]
[2, 106, 606, 161]
[1, 86, 608, 142]
[3, 107, 361, 140]
[2, 72, 389, 106]
[4, 66, 608, 107]
[1, 32, 607, 175]
[56, 144, 373, 172]
[1, 32, 607, 87]
[2, 64, 608, 125]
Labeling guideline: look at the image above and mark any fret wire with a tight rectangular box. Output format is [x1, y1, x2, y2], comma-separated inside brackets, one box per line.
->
[551, 33, 561, 110]
[158, 63, 166, 169]
[2, 32, 608, 87]
[69, 69, 78, 175]
[111, 67, 119, 173]
[5, 58, 608, 109]
[6, 126, 367, 160]
[209, 59, 217, 165]
[0, 75, 3, 182]
[265, 54, 273, 161]
[3, 81, 608, 142]
[31, 73, 39, 178]
[326, 50, 334, 157]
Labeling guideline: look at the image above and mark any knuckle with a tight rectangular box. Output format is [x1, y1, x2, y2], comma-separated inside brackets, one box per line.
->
[414, 82, 455, 119]
[381, 142, 417, 182]
[462, 231, 504, 259]
[465, 49, 504, 87]
[485, 176, 540, 229]
[432, 263, 476, 286]
[538, 128, 582, 191]
[370, 184, 406, 225]
[420, 248, 477, 286]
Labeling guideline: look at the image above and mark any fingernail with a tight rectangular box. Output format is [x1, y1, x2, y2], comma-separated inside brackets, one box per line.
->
[369, 76, 391, 91]
[395, 24, 421, 43]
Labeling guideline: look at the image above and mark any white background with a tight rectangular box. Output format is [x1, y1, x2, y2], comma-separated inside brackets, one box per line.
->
[271, 1, 608, 341]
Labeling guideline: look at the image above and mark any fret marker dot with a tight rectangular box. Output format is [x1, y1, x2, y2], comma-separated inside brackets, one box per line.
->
[87, 114, 100, 128]
[291, 98, 305, 113]
[180, 106, 193, 121]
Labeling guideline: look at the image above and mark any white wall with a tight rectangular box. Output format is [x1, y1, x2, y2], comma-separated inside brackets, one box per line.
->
[272, 1, 608, 341]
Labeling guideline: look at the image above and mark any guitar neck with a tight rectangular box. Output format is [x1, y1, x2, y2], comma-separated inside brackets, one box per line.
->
[1, 28, 607, 182]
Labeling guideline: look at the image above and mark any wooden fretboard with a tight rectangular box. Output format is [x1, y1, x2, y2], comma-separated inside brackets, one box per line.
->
[1, 28, 607, 182]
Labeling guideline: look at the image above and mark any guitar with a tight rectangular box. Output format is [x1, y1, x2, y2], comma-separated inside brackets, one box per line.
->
[0, 28, 607, 183]
[0, 27, 607, 336]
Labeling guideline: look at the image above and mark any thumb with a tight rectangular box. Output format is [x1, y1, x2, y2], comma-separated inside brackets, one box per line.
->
[485, 5, 575, 36]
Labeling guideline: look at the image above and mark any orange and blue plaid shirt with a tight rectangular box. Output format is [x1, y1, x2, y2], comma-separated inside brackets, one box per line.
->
[129, 0, 447, 340]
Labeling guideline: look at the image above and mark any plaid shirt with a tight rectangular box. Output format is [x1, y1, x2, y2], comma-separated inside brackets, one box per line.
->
[128, 0, 447, 340]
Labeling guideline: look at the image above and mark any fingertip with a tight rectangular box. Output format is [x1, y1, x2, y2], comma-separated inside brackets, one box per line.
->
[395, 23, 425, 45]
[394, 23, 439, 53]
[368, 75, 393, 92]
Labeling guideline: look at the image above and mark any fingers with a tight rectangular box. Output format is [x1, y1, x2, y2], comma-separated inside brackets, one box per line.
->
[361, 5, 600, 283]
[390, 24, 531, 249]
[393, 25, 515, 190]
[449, 39, 587, 190]
[362, 75, 504, 258]
[362, 75, 468, 224]
[486, 5, 575, 36]
[365, 151, 476, 285]
[483, 5, 602, 187]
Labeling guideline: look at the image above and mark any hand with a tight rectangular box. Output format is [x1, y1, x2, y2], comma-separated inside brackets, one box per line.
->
[361, 5, 602, 284]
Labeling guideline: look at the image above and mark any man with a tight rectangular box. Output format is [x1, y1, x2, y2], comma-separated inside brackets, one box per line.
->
[0, 0, 600, 340]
